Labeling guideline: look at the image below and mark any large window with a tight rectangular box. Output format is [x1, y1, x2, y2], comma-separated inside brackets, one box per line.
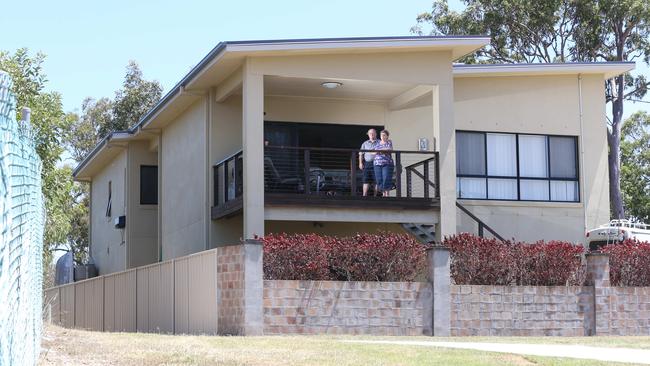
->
[456, 131, 579, 202]
[140, 165, 158, 205]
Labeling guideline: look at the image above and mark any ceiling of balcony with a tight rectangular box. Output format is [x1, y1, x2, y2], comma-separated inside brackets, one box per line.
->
[262, 75, 416, 101]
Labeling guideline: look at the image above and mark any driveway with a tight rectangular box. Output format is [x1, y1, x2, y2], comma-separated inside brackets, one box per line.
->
[345, 340, 650, 364]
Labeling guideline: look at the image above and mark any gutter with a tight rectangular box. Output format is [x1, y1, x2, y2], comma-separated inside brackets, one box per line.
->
[72, 130, 133, 178]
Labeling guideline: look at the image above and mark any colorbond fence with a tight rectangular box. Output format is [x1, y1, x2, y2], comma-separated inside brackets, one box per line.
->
[45, 249, 219, 334]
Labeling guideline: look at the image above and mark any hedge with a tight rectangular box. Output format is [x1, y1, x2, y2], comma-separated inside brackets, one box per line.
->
[262, 232, 429, 281]
[601, 239, 650, 286]
[444, 233, 586, 286]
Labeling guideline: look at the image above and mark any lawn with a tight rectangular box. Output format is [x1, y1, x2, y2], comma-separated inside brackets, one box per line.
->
[39, 325, 648, 366]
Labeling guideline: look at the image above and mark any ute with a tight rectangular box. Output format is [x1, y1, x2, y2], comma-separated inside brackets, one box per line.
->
[586, 219, 650, 251]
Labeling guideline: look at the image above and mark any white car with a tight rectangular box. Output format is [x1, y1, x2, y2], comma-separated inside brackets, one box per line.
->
[586, 219, 650, 250]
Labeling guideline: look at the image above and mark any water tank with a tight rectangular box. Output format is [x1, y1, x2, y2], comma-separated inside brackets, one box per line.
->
[54, 252, 74, 285]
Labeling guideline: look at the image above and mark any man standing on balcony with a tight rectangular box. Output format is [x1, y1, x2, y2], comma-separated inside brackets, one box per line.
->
[359, 128, 379, 196]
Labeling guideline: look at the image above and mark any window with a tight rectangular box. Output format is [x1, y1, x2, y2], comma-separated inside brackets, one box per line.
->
[140, 165, 158, 205]
[106, 181, 112, 217]
[456, 131, 579, 202]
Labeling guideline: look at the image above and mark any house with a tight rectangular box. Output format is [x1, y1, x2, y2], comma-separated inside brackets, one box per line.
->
[73, 36, 634, 276]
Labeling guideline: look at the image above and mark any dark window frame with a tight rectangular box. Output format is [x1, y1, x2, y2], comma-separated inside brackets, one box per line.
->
[456, 130, 580, 203]
[140, 165, 158, 205]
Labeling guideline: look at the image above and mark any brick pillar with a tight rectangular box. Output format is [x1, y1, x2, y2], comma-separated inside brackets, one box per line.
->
[242, 239, 264, 335]
[427, 246, 451, 336]
[585, 253, 610, 336]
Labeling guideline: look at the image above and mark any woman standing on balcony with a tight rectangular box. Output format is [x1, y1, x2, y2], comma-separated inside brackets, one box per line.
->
[373, 130, 394, 197]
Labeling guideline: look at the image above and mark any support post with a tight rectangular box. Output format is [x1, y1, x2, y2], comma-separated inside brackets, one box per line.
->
[242, 63, 265, 239]
[427, 246, 451, 336]
[585, 253, 611, 336]
[242, 239, 264, 335]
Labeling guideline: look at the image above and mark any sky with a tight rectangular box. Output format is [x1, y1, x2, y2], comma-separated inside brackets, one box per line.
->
[1, 0, 648, 119]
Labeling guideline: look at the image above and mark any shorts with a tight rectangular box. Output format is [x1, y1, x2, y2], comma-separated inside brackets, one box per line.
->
[362, 160, 375, 184]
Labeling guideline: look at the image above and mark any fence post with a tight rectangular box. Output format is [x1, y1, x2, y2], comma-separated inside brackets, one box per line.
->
[427, 246, 451, 336]
[585, 253, 611, 336]
[243, 239, 264, 335]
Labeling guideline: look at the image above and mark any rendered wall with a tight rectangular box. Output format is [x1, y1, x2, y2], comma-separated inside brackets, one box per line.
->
[265, 221, 409, 236]
[209, 95, 243, 248]
[127, 141, 158, 268]
[453, 74, 610, 243]
[90, 149, 127, 274]
[161, 100, 208, 259]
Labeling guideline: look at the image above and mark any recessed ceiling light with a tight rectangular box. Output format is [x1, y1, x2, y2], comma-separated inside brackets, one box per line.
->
[321, 81, 343, 89]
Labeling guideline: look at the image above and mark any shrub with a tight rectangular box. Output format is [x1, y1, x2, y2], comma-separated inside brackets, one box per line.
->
[601, 239, 650, 286]
[329, 233, 429, 281]
[444, 233, 585, 286]
[262, 233, 330, 280]
[262, 232, 429, 281]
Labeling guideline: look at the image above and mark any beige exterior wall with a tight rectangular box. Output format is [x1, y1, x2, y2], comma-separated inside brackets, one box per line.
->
[127, 141, 158, 268]
[265, 220, 408, 237]
[209, 95, 243, 248]
[90, 149, 127, 275]
[161, 99, 208, 259]
[453, 74, 610, 243]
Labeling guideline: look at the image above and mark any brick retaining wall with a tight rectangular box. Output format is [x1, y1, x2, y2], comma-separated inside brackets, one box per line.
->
[216, 245, 245, 334]
[609, 287, 650, 335]
[450, 285, 593, 336]
[263, 280, 432, 335]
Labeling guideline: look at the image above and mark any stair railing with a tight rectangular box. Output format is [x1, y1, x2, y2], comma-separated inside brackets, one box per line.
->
[456, 201, 505, 241]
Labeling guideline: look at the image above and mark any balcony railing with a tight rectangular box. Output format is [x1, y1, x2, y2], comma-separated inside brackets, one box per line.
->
[212, 146, 439, 218]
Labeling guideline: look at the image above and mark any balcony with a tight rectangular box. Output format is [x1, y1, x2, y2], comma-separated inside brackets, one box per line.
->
[211, 146, 439, 220]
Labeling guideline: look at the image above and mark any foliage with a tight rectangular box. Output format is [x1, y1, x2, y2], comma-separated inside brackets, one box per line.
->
[66, 97, 113, 162]
[66, 61, 162, 160]
[444, 233, 586, 286]
[621, 111, 650, 222]
[0, 49, 75, 269]
[262, 232, 430, 281]
[101, 60, 162, 138]
[413, 0, 650, 219]
[601, 239, 650, 286]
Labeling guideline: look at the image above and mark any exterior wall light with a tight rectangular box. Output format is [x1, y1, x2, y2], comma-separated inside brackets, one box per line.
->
[321, 82, 343, 89]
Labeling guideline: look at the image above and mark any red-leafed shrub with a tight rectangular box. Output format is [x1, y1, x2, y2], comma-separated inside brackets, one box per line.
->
[444, 233, 585, 286]
[601, 239, 650, 286]
[262, 233, 331, 280]
[329, 233, 429, 281]
[262, 232, 429, 281]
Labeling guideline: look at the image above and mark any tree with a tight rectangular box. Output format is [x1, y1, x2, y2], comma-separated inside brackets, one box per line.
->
[67, 97, 113, 162]
[621, 111, 650, 222]
[414, 0, 650, 219]
[0, 49, 75, 265]
[67, 61, 162, 155]
[102, 61, 162, 137]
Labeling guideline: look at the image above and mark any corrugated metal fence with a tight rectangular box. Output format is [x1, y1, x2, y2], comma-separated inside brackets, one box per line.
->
[0, 71, 45, 366]
[44, 249, 218, 334]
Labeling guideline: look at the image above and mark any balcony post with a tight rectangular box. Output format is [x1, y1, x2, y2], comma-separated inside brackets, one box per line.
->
[433, 83, 457, 241]
[242, 62, 265, 240]
[395, 152, 402, 197]
[304, 149, 311, 194]
[350, 151, 357, 196]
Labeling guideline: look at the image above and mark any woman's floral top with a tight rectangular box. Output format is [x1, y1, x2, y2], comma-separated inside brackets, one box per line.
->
[373, 140, 393, 166]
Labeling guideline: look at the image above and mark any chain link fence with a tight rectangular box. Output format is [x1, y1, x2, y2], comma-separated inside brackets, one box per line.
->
[0, 71, 45, 366]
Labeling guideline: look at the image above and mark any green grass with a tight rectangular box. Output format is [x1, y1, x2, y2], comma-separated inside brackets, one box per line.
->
[39, 325, 648, 366]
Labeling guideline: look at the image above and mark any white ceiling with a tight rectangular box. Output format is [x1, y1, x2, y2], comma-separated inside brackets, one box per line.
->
[262, 75, 415, 101]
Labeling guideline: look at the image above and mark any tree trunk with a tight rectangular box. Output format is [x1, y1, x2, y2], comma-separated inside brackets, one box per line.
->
[609, 75, 625, 220]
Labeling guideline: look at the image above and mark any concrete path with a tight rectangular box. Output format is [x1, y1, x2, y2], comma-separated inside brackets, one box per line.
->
[344, 340, 650, 364]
